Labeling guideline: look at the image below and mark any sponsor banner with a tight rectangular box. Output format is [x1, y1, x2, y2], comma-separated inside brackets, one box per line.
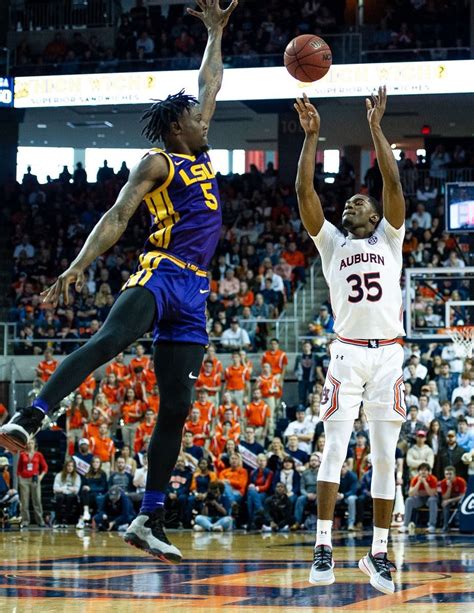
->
[459, 475, 474, 533]
[13, 59, 474, 108]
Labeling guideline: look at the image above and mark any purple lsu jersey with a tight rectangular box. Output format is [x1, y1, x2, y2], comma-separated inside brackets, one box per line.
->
[143, 148, 222, 269]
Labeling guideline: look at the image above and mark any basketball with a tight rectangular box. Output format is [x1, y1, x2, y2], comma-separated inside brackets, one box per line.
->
[284, 34, 333, 83]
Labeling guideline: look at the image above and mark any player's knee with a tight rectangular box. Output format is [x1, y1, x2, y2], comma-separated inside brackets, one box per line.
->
[371, 453, 394, 476]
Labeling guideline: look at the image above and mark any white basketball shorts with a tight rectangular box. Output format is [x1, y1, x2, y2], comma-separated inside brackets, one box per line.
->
[320, 337, 406, 422]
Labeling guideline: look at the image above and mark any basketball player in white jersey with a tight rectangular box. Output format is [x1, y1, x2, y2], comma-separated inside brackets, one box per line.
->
[294, 86, 406, 595]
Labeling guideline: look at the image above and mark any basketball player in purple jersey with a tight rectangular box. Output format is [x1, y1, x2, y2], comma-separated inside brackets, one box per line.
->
[0, 0, 238, 563]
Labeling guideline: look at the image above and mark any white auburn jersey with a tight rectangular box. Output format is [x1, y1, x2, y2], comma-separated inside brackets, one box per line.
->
[312, 218, 406, 339]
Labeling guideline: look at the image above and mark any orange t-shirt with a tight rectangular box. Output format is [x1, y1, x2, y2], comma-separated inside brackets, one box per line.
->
[256, 374, 282, 398]
[219, 466, 248, 495]
[129, 356, 151, 372]
[67, 407, 88, 431]
[101, 382, 122, 405]
[195, 372, 222, 396]
[410, 474, 438, 495]
[106, 361, 130, 381]
[245, 400, 271, 427]
[217, 402, 241, 423]
[200, 356, 223, 377]
[37, 359, 58, 382]
[192, 400, 216, 425]
[90, 435, 115, 462]
[225, 365, 250, 391]
[146, 395, 160, 415]
[78, 373, 96, 400]
[261, 350, 288, 375]
[282, 250, 306, 267]
[121, 400, 145, 424]
[184, 419, 210, 446]
[134, 421, 155, 453]
[239, 290, 255, 307]
[129, 368, 156, 394]
[83, 422, 101, 441]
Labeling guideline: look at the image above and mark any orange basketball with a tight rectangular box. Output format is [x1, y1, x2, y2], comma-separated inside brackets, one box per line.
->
[284, 34, 332, 83]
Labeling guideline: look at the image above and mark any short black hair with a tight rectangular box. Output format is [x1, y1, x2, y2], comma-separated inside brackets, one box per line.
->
[141, 89, 198, 143]
[367, 195, 383, 220]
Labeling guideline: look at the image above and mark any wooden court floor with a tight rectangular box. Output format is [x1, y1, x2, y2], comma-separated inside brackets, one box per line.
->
[0, 528, 472, 612]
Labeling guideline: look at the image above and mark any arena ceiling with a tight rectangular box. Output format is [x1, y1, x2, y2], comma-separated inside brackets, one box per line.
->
[18, 93, 474, 151]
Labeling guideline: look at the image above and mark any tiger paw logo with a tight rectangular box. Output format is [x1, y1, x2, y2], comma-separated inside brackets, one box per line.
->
[321, 387, 330, 405]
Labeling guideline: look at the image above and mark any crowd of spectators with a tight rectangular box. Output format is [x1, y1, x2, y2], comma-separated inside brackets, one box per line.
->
[11, 0, 470, 76]
[0, 332, 472, 532]
[4, 159, 314, 354]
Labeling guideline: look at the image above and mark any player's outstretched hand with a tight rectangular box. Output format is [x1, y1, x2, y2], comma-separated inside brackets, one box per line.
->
[187, 0, 239, 30]
[366, 85, 387, 127]
[40, 265, 85, 307]
[294, 93, 320, 135]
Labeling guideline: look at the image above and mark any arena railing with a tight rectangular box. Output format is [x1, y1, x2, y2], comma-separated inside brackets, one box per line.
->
[400, 168, 474, 197]
[10, 32, 362, 76]
[361, 46, 471, 63]
[9, 0, 117, 31]
[0, 316, 300, 355]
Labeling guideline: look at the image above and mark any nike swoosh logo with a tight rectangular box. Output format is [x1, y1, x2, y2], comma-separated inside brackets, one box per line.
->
[188, 372, 198, 379]
[199, 289, 210, 294]
[175, 160, 185, 166]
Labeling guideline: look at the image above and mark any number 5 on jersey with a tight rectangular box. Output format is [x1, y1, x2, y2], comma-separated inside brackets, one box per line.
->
[201, 182, 218, 210]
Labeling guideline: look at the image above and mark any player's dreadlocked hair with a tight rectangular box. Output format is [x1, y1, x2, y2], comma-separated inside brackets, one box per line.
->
[141, 90, 199, 144]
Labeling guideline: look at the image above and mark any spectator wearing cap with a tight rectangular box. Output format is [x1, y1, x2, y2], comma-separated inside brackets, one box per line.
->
[399, 462, 438, 533]
[284, 408, 316, 455]
[221, 318, 252, 351]
[0, 456, 20, 521]
[407, 430, 434, 477]
[92, 485, 135, 532]
[73, 438, 94, 476]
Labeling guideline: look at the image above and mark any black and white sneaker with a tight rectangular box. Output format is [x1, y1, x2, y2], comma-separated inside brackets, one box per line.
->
[308, 545, 335, 586]
[124, 508, 182, 564]
[0, 406, 46, 453]
[358, 551, 396, 594]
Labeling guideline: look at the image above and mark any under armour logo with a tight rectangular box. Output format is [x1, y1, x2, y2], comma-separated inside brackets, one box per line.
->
[368, 340, 379, 348]
[335, 354, 344, 360]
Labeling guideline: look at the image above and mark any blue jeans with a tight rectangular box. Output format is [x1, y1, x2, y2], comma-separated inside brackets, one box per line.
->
[223, 483, 242, 505]
[247, 488, 266, 521]
[195, 515, 233, 531]
[336, 495, 357, 526]
[294, 494, 317, 524]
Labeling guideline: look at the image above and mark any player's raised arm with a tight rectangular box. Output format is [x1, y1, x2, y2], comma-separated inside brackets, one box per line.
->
[295, 93, 325, 237]
[41, 154, 168, 306]
[187, 0, 238, 126]
[366, 85, 405, 229]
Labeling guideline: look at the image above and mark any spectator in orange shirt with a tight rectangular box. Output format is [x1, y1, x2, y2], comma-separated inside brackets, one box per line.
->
[129, 343, 151, 372]
[196, 359, 222, 403]
[134, 408, 156, 454]
[217, 391, 241, 424]
[83, 405, 110, 441]
[440, 465, 467, 531]
[210, 420, 240, 458]
[90, 423, 115, 476]
[245, 389, 271, 445]
[36, 348, 58, 382]
[120, 387, 146, 449]
[282, 241, 306, 284]
[200, 344, 223, 378]
[219, 453, 248, 505]
[145, 384, 160, 415]
[261, 338, 288, 380]
[256, 362, 282, 426]
[399, 463, 438, 533]
[129, 365, 156, 400]
[184, 408, 210, 448]
[93, 391, 114, 424]
[78, 372, 96, 408]
[67, 392, 89, 450]
[100, 372, 123, 407]
[192, 390, 216, 427]
[238, 281, 254, 307]
[240, 349, 253, 398]
[17, 439, 48, 527]
[105, 352, 130, 385]
[224, 351, 250, 408]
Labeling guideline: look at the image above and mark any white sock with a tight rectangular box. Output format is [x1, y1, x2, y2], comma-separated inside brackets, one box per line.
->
[315, 519, 333, 548]
[372, 526, 389, 555]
